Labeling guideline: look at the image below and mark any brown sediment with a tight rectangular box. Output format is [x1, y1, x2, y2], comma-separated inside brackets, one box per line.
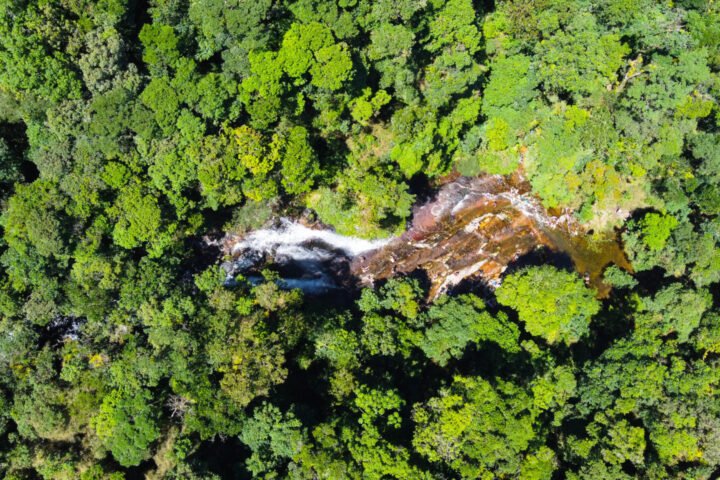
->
[351, 172, 630, 300]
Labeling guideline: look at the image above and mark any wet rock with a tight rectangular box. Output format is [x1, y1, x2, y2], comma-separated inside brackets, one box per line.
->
[351, 172, 629, 299]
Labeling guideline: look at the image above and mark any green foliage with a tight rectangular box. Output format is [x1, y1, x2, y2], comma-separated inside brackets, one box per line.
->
[92, 388, 161, 467]
[308, 157, 413, 239]
[2, 180, 70, 259]
[413, 375, 552, 478]
[535, 14, 629, 96]
[224, 199, 274, 235]
[623, 214, 720, 287]
[357, 278, 424, 357]
[139, 24, 180, 70]
[426, 0, 482, 54]
[0, 1, 719, 479]
[188, 0, 274, 69]
[420, 294, 520, 365]
[278, 126, 319, 195]
[140, 77, 180, 135]
[310, 42, 353, 90]
[497, 266, 600, 345]
[194, 132, 246, 209]
[0, 137, 21, 187]
[279, 22, 333, 78]
[355, 385, 404, 429]
[350, 89, 391, 125]
[639, 283, 712, 343]
[109, 183, 174, 257]
[0, 1, 83, 105]
[637, 212, 679, 251]
[602, 264, 638, 289]
[239, 403, 306, 477]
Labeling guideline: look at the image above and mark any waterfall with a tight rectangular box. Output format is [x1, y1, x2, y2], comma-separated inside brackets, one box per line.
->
[222, 174, 625, 299]
[224, 218, 391, 294]
[231, 217, 390, 258]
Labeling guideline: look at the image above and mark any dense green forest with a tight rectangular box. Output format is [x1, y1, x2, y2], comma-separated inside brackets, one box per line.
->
[1, 0, 720, 478]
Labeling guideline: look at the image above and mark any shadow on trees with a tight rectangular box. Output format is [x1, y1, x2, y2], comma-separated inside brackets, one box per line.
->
[501, 246, 575, 279]
[269, 357, 331, 426]
[454, 341, 535, 382]
[572, 291, 636, 366]
[446, 275, 497, 305]
[190, 436, 252, 480]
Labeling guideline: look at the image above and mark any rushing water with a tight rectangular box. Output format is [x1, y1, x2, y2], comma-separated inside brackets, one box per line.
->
[223, 173, 630, 298]
[223, 218, 390, 293]
[230, 217, 389, 257]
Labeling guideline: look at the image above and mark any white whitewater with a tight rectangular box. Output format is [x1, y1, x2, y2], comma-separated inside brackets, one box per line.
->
[231, 217, 391, 259]
[225, 218, 392, 294]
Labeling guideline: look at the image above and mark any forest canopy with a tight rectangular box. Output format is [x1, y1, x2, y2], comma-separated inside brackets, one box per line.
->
[0, 0, 720, 479]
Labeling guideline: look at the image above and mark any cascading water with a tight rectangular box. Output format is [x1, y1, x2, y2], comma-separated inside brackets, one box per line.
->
[222, 173, 630, 298]
[230, 217, 389, 257]
[223, 218, 390, 294]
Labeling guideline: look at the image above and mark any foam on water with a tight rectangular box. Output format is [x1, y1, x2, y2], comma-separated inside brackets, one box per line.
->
[225, 218, 393, 295]
[498, 192, 552, 228]
[232, 218, 390, 258]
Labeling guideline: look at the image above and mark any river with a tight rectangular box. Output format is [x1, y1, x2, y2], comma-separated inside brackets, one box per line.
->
[221, 172, 630, 299]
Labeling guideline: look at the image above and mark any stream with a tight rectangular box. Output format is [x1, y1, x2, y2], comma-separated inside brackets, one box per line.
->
[221, 172, 630, 299]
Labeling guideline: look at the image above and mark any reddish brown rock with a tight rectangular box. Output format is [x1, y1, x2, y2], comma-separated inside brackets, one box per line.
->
[350, 173, 629, 299]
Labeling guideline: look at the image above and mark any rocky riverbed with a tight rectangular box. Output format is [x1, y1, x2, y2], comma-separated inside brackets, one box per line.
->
[220, 172, 630, 298]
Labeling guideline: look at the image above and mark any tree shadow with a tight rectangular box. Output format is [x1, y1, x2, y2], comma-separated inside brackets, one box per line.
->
[454, 341, 536, 382]
[445, 275, 497, 306]
[502, 245, 576, 279]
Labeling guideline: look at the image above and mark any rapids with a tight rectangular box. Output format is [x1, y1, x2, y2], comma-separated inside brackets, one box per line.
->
[230, 217, 389, 258]
[222, 173, 630, 298]
[221, 217, 389, 292]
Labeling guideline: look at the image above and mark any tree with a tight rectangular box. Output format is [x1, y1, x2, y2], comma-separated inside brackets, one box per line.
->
[357, 278, 425, 357]
[496, 266, 600, 345]
[217, 328, 288, 407]
[187, 0, 275, 72]
[238, 403, 306, 477]
[11, 349, 73, 441]
[0, 136, 21, 190]
[422, 50, 482, 110]
[623, 214, 720, 287]
[92, 388, 161, 467]
[275, 21, 353, 90]
[574, 308, 720, 477]
[413, 375, 554, 479]
[279, 22, 333, 79]
[636, 212, 679, 251]
[1, 0, 719, 478]
[309, 42, 353, 90]
[0, 1, 83, 105]
[278, 126, 319, 195]
[366, 22, 416, 102]
[425, 0, 482, 55]
[535, 14, 629, 97]
[138, 23, 180, 72]
[108, 183, 174, 257]
[140, 77, 181, 135]
[193, 132, 246, 209]
[350, 89, 391, 126]
[307, 151, 414, 238]
[638, 283, 711, 343]
[420, 294, 521, 366]
[2, 180, 70, 259]
[78, 27, 130, 95]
